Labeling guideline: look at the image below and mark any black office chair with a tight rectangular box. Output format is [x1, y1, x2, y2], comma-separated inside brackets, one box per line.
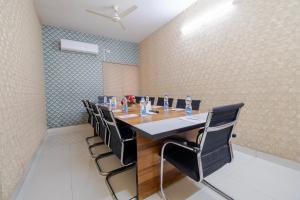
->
[135, 96, 142, 104]
[88, 102, 113, 158]
[157, 97, 174, 107]
[149, 97, 155, 105]
[82, 100, 101, 149]
[98, 95, 113, 104]
[160, 103, 244, 200]
[97, 105, 137, 200]
[176, 99, 201, 110]
[98, 96, 104, 104]
[82, 99, 92, 124]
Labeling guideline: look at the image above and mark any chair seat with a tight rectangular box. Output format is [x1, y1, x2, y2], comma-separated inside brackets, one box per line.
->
[164, 141, 200, 182]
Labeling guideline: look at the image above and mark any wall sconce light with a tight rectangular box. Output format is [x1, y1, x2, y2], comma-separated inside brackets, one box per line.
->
[181, 1, 235, 35]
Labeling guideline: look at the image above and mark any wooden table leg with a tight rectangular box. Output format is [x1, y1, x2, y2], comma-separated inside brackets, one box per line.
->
[135, 133, 185, 199]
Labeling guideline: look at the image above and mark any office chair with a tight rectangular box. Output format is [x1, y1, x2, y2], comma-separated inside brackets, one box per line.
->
[82, 100, 101, 148]
[149, 97, 155, 105]
[88, 102, 112, 158]
[176, 99, 201, 110]
[160, 103, 244, 200]
[135, 96, 142, 104]
[157, 97, 174, 107]
[98, 95, 113, 104]
[96, 105, 137, 200]
[82, 99, 92, 124]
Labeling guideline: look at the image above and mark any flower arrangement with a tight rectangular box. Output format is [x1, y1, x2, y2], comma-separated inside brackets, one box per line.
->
[121, 95, 136, 106]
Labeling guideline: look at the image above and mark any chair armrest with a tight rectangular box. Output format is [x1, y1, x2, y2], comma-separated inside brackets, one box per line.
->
[122, 137, 135, 142]
[161, 140, 199, 156]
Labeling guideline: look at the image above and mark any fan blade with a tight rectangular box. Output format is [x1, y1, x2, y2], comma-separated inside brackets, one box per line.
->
[119, 5, 137, 18]
[86, 9, 112, 19]
[118, 21, 126, 30]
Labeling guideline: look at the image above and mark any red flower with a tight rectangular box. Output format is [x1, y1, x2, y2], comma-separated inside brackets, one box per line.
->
[121, 95, 136, 105]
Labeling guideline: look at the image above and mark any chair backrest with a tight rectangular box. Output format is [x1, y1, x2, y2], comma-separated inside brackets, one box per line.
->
[86, 100, 96, 126]
[192, 100, 201, 110]
[98, 95, 113, 104]
[199, 103, 244, 178]
[149, 97, 155, 105]
[157, 97, 173, 107]
[176, 99, 185, 109]
[135, 96, 142, 104]
[98, 96, 105, 104]
[91, 103, 108, 143]
[98, 105, 123, 161]
[82, 99, 92, 124]
[176, 99, 201, 110]
[157, 97, 164, 106]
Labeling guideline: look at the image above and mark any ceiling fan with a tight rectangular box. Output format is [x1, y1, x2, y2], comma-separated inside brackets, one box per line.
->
[86, 5, 137, 30]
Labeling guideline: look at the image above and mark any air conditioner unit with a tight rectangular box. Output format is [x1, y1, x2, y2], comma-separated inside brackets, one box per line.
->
[60, 39, 99, 55]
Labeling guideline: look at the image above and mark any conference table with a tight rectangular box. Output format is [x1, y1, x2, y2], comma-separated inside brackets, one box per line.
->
[113, 105, 208, 199]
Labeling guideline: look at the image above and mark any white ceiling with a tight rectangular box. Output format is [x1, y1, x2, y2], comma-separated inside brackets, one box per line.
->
[34, 0, 197, 42]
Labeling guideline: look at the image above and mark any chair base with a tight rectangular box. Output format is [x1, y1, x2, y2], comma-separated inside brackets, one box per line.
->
[86, 134, 105, 158]
[105, 163, 136, 200]
[88, 142, 104, 158]
[160, 159, 233, 200]
[86, 135, 101, 146]
[95, 151, 115, 176]
[202, 179, 234, 200]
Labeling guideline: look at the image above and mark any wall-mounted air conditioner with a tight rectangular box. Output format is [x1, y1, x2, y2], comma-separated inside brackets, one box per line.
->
[60, 39, 99, 55]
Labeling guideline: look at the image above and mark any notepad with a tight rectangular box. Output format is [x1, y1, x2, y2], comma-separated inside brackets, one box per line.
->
[171, 108, 185, 112]
[179, 113, 208, 124]
[146, 111, 157, 115]
[117, 114, 138, 119]
[152, 106, 162, 109]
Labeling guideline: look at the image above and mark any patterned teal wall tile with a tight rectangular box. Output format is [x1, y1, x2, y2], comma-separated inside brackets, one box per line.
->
[43, 25, 139, 128]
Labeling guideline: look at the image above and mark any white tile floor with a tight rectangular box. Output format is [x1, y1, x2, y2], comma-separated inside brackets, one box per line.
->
[16, 124, 300, 200]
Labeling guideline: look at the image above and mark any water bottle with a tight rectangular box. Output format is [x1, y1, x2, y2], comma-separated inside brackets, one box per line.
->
[145, 96, 150, 102]
[114, 97, 118, 109]
[145, 96, 151, 112]
[104, 96, 107, 104]
[122, 96, 128, 113]
[163, 95, 169, 111]
[111, 96, 116, 109]
[140, 97, 146, 116]
[185, 95, 192, 115]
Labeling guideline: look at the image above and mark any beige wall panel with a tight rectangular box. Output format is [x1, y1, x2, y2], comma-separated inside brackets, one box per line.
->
[103, 62, 140, 99]
[0, 0, 47, 199]
[139, 0, 300, 162]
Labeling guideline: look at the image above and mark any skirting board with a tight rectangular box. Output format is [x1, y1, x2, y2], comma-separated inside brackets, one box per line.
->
[47, 123, 92, 135]
[233, 144, 300, 172]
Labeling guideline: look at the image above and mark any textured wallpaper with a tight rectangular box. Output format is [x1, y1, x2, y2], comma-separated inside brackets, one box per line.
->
[43, 25, 139, 128]
[140, 0, 300, 162]
[0, 0, 47, 199]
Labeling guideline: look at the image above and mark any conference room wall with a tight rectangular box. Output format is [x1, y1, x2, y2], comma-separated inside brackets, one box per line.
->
[139, 0, 300, 162]
[0, 0, 47, 199]
[42, 25, 139, 128]
[103, 62, 140, 99]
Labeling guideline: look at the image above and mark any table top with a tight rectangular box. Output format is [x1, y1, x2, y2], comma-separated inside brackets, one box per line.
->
[113, 105, 207, 139]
